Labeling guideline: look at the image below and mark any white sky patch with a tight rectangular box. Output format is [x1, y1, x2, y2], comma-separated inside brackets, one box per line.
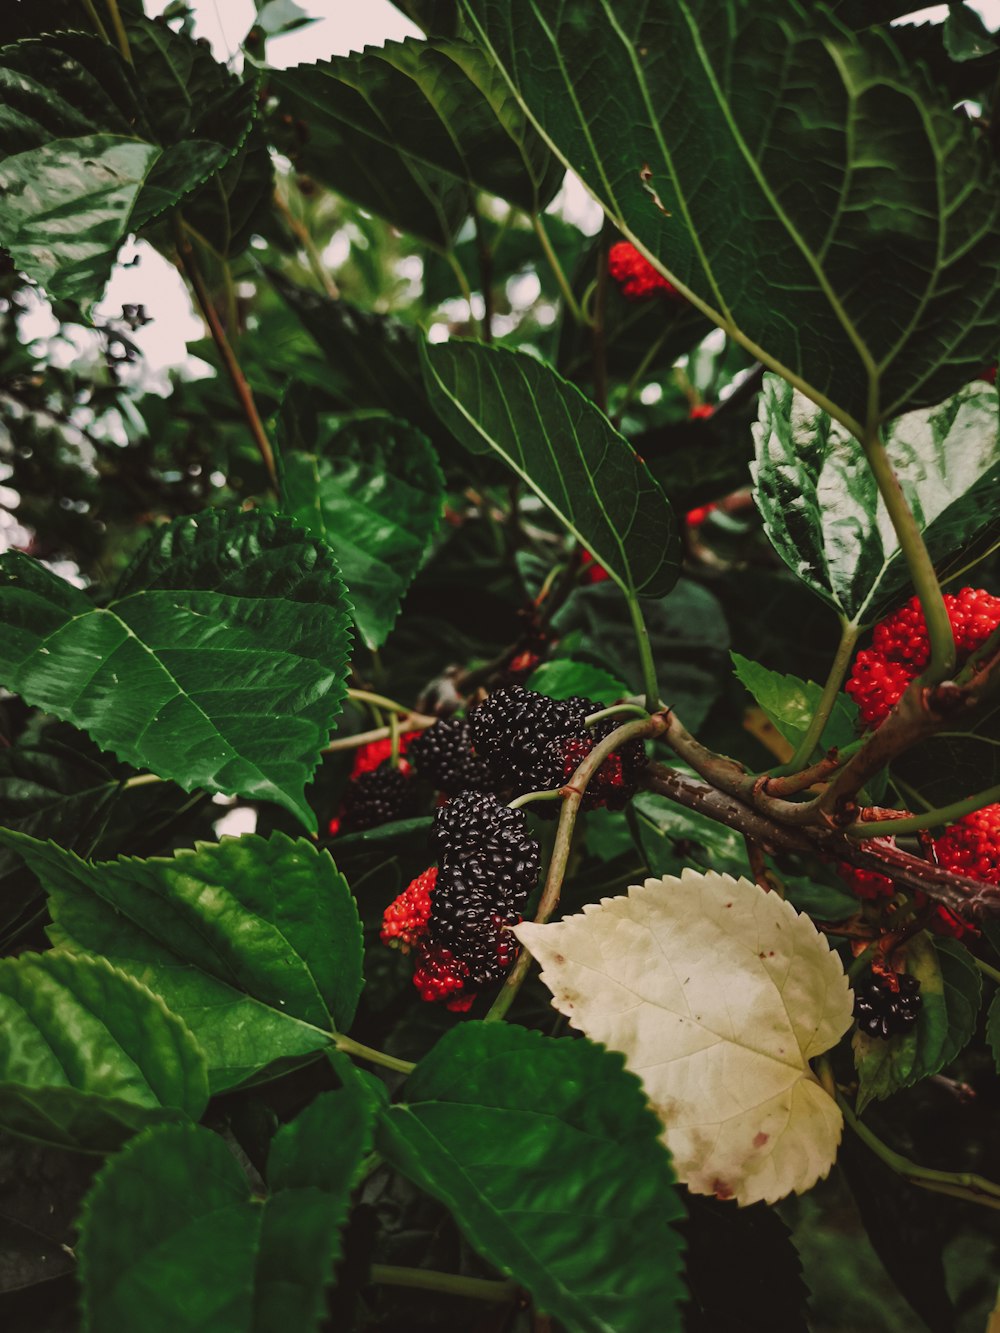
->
[145, 0, 421, 64]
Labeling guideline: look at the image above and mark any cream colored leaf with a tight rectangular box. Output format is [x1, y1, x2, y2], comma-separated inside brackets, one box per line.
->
[515, 868, 853, 1206]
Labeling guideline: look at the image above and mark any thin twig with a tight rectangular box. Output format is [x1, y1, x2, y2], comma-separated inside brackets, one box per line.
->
[369, 1265, 519, 1303]
[174, 218, 278, 492]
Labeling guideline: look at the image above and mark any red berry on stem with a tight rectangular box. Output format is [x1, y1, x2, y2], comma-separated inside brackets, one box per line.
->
[607, 241, 682, 302]
[381, 866, 437, 951]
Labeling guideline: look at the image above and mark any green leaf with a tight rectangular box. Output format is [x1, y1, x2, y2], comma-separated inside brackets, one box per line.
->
[987, 988, 1000, 1072]
[378, 1022, 685, 1333]
[752, 375, 1000, 624]
[0, 26, 261, 298]
[730, 652, 857, 754]
[1, 829, 363, 1094]
[782, 875, 859, 924]
[277, 399, 444, 650]
[629, 790, 749, 879]
[421, 340, 679, 599]
[78, 1084, 375, 1333]
[266, 274, 467, 464]
[853, 933, 980, 1111]
[933, 937, 982, 1068]
[0, 509, 352, 830]
[268, 37, 561, 247]
[943, 3, 997, 60]
[0, 135, 161, 301]
[525, 659, 627, 706]
[461, 0, 1000, 426]
[0, 951, 207, 1151]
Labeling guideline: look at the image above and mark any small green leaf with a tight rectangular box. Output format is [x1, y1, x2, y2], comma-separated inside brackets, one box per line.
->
[0, 509, 352, 830]
[782, 876, 859, 924]
[421, 340, 679, 599]
[0, 951, 207, 1151]
[379, 1022, 685, 1333]
[987, 989, 1000, 1072]
[933, 938, 982, 1068]
[943, 3, 998, 60]
[2, 830, 362, 1093]
[730, 652, 857, 754]
[78, 1084, 377, 1333]
[277, 400, 444, 650]
[525, 659, 627, 705]
[462, 1, 1000, 425]
[853, 933, 979, 1111]
[630, 790, 748, 879]
[752, 376, 1000, 625]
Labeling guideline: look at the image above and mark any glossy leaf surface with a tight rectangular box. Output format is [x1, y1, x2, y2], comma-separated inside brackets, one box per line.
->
[0, 510, 352, 829]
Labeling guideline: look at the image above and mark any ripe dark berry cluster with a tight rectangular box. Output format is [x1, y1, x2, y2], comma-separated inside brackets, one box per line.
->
[608, 241, 683, 302]
[329, 761, 420, 836]
[846, 587, 1000, 728]
[408, 716, 493, 795]
[853, 968, 922, 1040]
[381, 792, 540, 1008]
[470, 684, 646, 808]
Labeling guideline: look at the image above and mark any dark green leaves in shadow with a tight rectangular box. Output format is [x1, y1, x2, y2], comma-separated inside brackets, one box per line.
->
[77, 1083, 376, 1333]
[752, 375, 1000, 626]
[462, 0, 1000, 427]
[268, 37, 561, 247]
[1, 830, 363, 1094]
[0, 21, 261, 298]
[0, 951, 207, 1151]
[422, 339, 679, 598]
[277, 397, 444, 650]
[0, 509, 352, 830]
[378, 1022, 685, 1333]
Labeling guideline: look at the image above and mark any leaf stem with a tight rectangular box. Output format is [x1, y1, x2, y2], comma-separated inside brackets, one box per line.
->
[531, 213, 586, 325]
[103, 0, 132, 62]
[837, 1092, 1000, 1211]
[173, 218, 277, 492]
[862, 428, 955, 682]
[348, 688, 421, 718]
[323, 714, 436, 753]
[848, 783, 1000, 838]
[585, 703, 649, 726]
[507, 789, 566, 811]
[444, 249, 481, 336]
[369, 1265, 519, 1303]
[486, 714, 669, 1022]
[333, 1034, 415, 1076]
[779, 618, 860, 774]
[82, 0, 111, 42]
[626, 595, 661, 712]
[974, 955, 1000, 987]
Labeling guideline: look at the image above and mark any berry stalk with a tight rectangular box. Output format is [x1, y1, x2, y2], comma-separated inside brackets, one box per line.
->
[847, 784, 1000, 838]
[369, 1265, 519, 1304]
[836, 1092, 1000, 1212]
[778, 618, 860, 775]
[485, 713, 669, 1022]
[862, 428, 955, 683]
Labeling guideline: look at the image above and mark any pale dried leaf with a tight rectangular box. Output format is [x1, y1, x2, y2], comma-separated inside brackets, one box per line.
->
[516, 868, 853, 1206]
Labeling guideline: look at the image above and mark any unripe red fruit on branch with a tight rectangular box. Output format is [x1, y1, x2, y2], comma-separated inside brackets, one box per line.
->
[381, 866, 436, 952]
[845, 587, 1000, 728]
[349, 731, 418, 778]
[934, 804, 1000, 884]
[608, 242, 684, 302]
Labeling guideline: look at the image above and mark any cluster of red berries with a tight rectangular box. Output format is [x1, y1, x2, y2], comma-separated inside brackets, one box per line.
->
[846, 587, 1000, 728]
[607, 241, 684, 302]
[836, 804, 1000, 937]
[381, 793, 540, 1009]
[469, 684, 647, 809]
